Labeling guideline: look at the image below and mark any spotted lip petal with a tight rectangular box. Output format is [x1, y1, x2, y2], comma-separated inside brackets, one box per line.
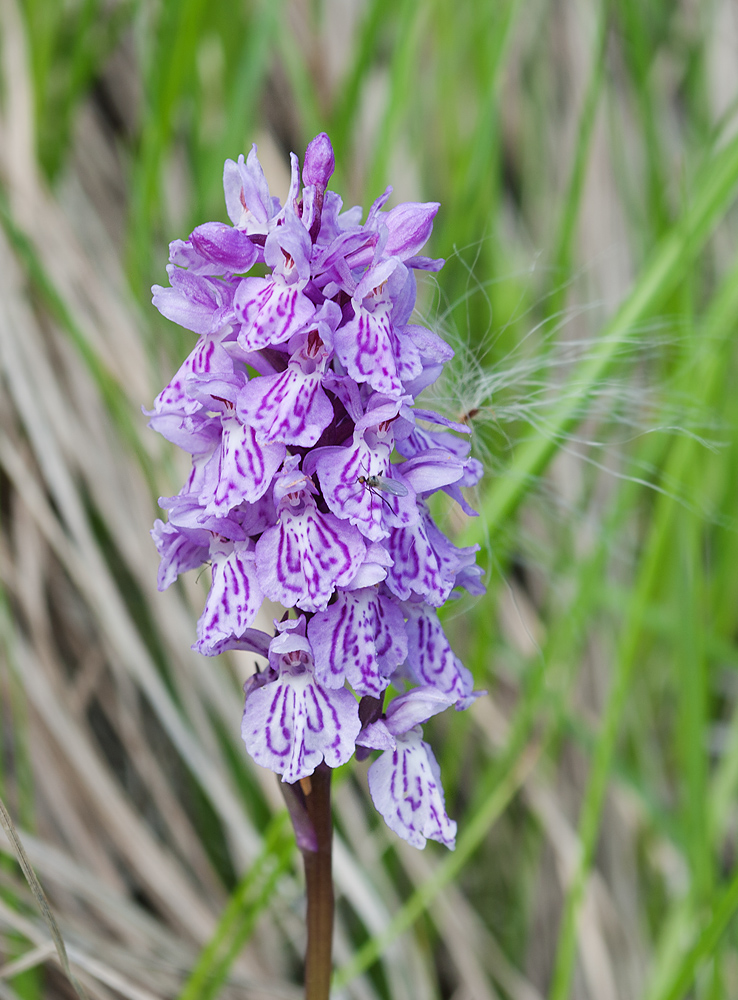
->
[237, 362, 334, 447]
[402, 603, 475, 703]
[235, 276, 317, 351]
[255, 497, 366, 612]
[308, 587, 407, 696]
[196, 540, 264, 654]
[314, 435, 417, 542]
[198, 412, 285, 515]
[367, 728, 457, 849]
[241, 631, 360, 781]
[151, 335, 235, 416]
[384, 514, 457, 607]
[334, 302, 402, 397]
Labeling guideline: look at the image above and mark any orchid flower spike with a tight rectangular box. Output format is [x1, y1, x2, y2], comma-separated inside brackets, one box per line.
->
[148, 133, 485, 849]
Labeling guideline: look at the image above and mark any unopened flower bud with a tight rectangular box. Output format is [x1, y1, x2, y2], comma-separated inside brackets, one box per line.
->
[302, 132, 335, 190]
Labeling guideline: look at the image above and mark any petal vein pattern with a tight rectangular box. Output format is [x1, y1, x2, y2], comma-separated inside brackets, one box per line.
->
[308, 588, 407, 696]
[368, 728, 457, 849]
[242, 673, 360, 782]
[238, 365, 333, 446]
[334, 305, 402, 397]
[236, 278, 316, 350]
[196, 542, 264, 653]
[256, 504, 366, 612]
[199, 415, 285, 514]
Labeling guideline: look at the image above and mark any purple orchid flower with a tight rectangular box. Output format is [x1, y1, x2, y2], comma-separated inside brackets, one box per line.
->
[148, 132, 485, 850]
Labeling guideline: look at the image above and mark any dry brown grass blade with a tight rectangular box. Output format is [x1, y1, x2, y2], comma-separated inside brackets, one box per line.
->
[0, 796, 88, 999]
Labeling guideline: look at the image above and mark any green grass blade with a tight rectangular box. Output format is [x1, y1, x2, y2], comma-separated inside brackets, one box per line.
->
[650, 865, 738, 1000]
[546, 246, 738, 1000]
[461, 128, 738, 547]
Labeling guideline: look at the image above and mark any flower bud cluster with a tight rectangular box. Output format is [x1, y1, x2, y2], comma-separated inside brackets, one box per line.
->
[148, 134, 485, 849]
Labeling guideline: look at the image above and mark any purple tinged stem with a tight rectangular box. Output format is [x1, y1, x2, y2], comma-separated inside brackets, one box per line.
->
[291, 763, 334, 1000]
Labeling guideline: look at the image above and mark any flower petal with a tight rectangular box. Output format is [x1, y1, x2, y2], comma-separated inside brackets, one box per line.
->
[256, 503, 366, 612]
[308, 588, 407, 696]
[334, 304, 402, 397]
[235, 277, 316, 350]
[384, 685, 454, 734]
[368, 728, 456, 849]
[152, 335, 234, 416]
[152, 268, 235, 335]
[198, 413, 285, 515]
[237, 365, 334, 447]
[384, 514, 455, 607]
[241, 673, 360, 782]
[196, 541, 264, 653]
[150, 519, 208, 591]
[190, 222, 258, 272]
[402, 604, 475, 702]
[315, 439, 417, 542]
[223, 147, 275, 233]
[382, 202, 439, 260]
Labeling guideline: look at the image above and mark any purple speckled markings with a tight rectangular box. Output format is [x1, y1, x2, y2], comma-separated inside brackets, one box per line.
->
[147, 133, 485, 849]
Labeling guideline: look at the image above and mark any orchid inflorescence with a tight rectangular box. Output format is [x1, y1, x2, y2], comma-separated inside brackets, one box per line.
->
[148, 133, 484, 850]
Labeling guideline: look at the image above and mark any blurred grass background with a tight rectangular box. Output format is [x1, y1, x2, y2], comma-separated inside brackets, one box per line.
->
[1, 0, 738, 997]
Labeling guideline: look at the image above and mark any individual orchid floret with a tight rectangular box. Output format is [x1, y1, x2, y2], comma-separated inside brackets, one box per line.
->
[186, 373, 286, 513]
[236, 302, 340, 447]
[364, 687, 458, 850]
[380, 201, 441, 262]
[255, 459, 367, 612]
[223, 144, 283, 236]
[235, 212, 316, 351]
[311, 429, 417, 542]
[236, 349, 334, 447]
[384, 512, 459, 607]
[333, 257, 407, 397]
[241, 617, 361, 782]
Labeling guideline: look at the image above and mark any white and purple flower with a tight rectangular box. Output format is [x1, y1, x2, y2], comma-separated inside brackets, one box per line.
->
[148, 133, 485, 849]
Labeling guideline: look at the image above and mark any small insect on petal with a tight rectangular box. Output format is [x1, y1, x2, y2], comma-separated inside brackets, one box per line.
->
[357, 474, 409, 497]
